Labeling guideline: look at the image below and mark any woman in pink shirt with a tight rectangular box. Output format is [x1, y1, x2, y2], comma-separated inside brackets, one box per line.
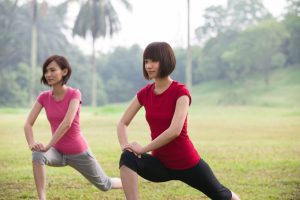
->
[24, 55, 122, 200]
[117, 42, 240, 200]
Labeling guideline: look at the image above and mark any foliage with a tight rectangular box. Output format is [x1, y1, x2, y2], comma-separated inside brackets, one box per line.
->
[194, 31, 239, 83]
[282, 13, 300, 65]
[222, 19, 289, 85]
[195, 0, 271, 42]
[285, 0, 300, 16]
[99, 45, 146, 103]
[0, 68, 28, 106]
[0, 0, 300, 107]
[72, 0, 132, 106]
[73, 0, 132, 39]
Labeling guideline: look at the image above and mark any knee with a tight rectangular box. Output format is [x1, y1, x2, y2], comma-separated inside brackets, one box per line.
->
[32, 151, 46, 165]
[119, 150, 136, 168]
[120, 150, 134, 160]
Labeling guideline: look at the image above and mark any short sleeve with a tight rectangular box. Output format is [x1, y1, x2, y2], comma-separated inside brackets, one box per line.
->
[137, 87, 145, 106]
[176, 84, 192, 105]
[71, 89, 82, 104]
[37, 91, 47, 107]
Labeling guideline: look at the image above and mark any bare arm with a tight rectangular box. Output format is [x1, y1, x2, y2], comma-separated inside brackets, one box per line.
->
[42, 99, 80, 151]
[24, 101, 43, 151]
[125, 95, 190, 155]
[117, 96, 142, 149]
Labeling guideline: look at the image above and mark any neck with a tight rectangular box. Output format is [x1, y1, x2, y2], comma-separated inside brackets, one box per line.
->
[52, 84, 67, 96]
[155, 76, 172, 88]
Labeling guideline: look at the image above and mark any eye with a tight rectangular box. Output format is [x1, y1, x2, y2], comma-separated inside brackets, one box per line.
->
[145, 59, 153, 64]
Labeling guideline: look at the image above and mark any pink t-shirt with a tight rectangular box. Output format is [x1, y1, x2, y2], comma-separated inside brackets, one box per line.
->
[137, 81, 200, 169]
[37, 87, 88, 154]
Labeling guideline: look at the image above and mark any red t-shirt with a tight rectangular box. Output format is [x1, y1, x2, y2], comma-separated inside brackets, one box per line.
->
[137, 81, 200, 169]
[37, 87, 88, 154]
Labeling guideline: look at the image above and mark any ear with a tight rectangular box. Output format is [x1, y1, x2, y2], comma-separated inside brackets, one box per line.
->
[62, 69, 68, 76]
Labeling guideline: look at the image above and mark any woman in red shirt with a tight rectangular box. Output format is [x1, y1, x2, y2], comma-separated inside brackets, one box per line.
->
[117, 42, 240, 200]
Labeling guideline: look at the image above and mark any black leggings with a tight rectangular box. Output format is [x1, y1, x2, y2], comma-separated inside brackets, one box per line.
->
[119, 151, 232, 200]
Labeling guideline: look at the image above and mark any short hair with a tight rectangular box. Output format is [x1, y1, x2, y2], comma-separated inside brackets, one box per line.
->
[40, 55, 72, 86]
[143, 42, 176, 80]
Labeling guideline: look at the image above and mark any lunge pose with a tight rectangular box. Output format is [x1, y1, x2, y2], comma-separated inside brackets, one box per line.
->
[24, 55, 122, 200]
[117, 42, 240, 200]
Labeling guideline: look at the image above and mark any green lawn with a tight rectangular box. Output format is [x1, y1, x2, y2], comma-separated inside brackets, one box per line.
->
[0, 105, 299, 199]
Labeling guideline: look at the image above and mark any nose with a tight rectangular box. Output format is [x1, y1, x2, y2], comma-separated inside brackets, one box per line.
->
[145, 62, 152, 69]
[45, 71, 51, 78]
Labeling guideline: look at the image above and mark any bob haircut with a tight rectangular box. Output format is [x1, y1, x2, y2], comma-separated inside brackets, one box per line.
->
[143, 42, 176, 80]
[40, 55, 72, 86]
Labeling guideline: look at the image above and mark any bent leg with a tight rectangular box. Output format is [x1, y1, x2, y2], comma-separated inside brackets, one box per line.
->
[120, 165, 139, 200]
[119, 151, 172, 200]
[32, 162, 46, 200]
[32, 148, 65, 200]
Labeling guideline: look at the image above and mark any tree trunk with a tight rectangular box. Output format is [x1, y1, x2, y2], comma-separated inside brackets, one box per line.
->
[30, 0, 37, 106]
[91, 38, 97, 107]
[185, 0, 192, 90]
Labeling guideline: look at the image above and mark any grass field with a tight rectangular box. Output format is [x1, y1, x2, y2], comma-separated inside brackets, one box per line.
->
[0, 105, 299, 200]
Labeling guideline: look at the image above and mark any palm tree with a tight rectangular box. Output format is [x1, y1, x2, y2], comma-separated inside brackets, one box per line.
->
[73, 0, 132, 106]
[30, 0, 37, 105]
[186, 0, 192, 90]
[29, 1, 72, 105]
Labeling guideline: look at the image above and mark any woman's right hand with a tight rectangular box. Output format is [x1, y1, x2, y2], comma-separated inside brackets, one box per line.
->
[29, 142, 45, 151]
[122, 142, 142, 158]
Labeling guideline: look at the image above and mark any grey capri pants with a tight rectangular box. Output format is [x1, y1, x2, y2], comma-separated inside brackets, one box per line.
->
[32, 147, 112, 191]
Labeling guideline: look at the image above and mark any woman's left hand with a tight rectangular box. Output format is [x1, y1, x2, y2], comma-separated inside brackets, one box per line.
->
[123, 142, 145, 156]
[40, 144, 51, 152]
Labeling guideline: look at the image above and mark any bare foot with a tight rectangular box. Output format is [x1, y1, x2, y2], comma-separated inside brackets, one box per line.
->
[231, 191, 240, 200]
[111, 177, 122, 189]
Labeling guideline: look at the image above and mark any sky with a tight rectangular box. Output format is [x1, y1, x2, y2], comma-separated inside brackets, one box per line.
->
[54, 0, 288, 54]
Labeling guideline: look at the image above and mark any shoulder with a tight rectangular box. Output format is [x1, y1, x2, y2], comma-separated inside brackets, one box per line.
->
[136, 82, 154, 105]
[172, 81, 191, 105]
[37, 90, 51, 99]
[68, 87, 81, 95]
[37, 90, 51, 105]
[137, 82, 154, 94]
[173, 81, 190, 93]
[67, 87, 82, 102]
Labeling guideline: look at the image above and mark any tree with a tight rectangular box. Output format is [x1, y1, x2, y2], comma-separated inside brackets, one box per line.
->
[99, 45, 145, 103]
[186, 0, 192, 90]
[222, 20, 289, 85]
[30, 0, 37, 105]
[195, 0, 271, 42]
[285, 0, 300, 16]
[195, 31, 239, 82]
[72, 0, 132, 106]
[0, 0, 79, 106]
[0, 0, 25, 69]
[283, 0, 300, 66]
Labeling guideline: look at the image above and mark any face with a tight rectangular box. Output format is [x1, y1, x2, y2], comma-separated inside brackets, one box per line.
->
[144, 59, 160, 80]
[44, 61, 68, 86]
